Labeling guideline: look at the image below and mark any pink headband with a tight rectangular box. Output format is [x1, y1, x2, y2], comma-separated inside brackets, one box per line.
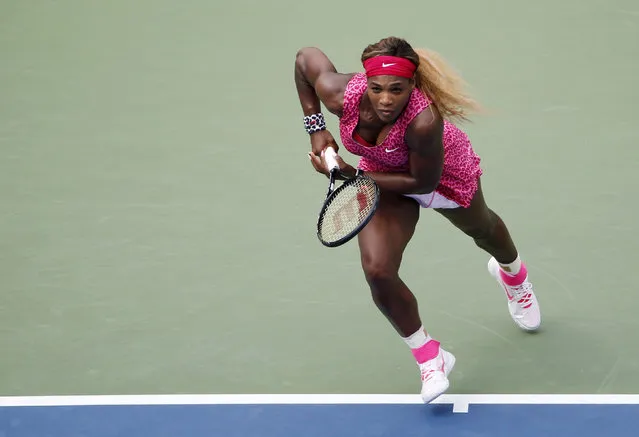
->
[363, 56, 416, 79]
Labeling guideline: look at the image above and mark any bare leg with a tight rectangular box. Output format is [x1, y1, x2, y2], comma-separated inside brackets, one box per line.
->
[435, 178, 518, 264]
[357, 191, 421, 337]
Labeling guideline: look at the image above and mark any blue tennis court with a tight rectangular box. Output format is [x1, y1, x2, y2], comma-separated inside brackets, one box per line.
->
[2, 395, 638, 436]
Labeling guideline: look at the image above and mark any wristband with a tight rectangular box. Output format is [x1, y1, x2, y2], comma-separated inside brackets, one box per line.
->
[303, 113, 326, 134]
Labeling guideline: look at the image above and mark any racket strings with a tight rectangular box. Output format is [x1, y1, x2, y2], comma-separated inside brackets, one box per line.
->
[318, 178, 377, 242]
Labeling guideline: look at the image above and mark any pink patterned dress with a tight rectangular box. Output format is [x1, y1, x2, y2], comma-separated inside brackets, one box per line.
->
[338, 73, 482, 208]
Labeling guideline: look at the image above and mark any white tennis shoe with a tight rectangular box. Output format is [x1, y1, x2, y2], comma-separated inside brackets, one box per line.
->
[487, 257, 541, 331]
[419, 348, 456, 404]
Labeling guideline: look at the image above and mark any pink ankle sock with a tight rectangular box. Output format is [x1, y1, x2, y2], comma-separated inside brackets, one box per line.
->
[499, 263, 528, 286]
[411, 340, 440, 364]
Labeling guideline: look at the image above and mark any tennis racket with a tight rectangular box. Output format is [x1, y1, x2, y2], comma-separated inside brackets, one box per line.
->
[316, 147, 380, 247]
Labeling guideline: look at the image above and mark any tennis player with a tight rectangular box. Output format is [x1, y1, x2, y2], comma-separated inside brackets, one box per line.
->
[294, 36, 541, 403]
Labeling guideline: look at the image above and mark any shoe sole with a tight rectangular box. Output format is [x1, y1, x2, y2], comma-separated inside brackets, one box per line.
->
[487, 257, 541, 332]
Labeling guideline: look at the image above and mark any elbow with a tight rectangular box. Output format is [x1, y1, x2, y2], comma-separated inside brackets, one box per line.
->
[296, 46, 320, 56]
[295, 49, 305, 71]
[410, 178, 440, 195]
[411, 186, 436, 196]
[412, 168, 442, 194]
[295, 47, 315, 76]
[295, 47, 317, 65]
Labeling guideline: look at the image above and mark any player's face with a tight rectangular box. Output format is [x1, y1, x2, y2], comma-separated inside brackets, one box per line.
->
[366, 76, 414, 123]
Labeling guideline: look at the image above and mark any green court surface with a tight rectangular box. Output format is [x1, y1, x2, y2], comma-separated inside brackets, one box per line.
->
[1, 0, 638, 398]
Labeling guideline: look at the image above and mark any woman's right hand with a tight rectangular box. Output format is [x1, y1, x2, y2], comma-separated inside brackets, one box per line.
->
[310, 129, 339, 157]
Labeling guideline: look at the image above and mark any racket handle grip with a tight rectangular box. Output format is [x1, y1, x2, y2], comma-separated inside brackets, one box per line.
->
[324, 147, 339, 172]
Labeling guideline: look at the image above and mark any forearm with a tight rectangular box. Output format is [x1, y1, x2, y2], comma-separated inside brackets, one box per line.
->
[362, 170, 439, 195]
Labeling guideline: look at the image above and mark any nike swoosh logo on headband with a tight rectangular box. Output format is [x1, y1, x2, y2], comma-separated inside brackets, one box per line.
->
[382, 63, 396, 68]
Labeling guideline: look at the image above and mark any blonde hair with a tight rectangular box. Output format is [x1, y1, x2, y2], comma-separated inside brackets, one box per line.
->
[361, 37, 481, 123]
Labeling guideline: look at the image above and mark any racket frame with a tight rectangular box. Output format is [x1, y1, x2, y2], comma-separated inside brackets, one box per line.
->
[316, 147, 380, 247]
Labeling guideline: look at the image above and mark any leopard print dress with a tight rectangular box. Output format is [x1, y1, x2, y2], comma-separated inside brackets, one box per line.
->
[338, 73, 482, 208]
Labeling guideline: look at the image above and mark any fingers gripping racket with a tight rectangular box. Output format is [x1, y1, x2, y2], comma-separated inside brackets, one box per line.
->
[316, 147, 380, 247]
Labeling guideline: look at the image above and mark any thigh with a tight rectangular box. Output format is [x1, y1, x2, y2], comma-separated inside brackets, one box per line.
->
[434, 177, 492, 232]
[357, 191, 420, 270]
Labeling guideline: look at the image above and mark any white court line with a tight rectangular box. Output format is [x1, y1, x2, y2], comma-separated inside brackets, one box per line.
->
[1, 394, 639, 413]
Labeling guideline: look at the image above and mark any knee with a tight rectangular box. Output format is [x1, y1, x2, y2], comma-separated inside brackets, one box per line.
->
[461, 210, 502, 242]
[361, 253, 399, 289]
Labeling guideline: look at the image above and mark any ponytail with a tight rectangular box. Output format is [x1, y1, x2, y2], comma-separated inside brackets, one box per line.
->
[412, 48, 482, 123]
